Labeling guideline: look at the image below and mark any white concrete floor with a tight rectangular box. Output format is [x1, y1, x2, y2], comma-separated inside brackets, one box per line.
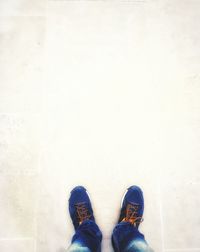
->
[0, 1, 200, 252]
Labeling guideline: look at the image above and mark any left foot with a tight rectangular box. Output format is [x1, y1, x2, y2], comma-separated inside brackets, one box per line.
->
[69, 186, 95, 230]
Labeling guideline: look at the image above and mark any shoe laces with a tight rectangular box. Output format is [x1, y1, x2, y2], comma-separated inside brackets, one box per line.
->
[75, 202, 92, 224]
[122, 203, 143, 227]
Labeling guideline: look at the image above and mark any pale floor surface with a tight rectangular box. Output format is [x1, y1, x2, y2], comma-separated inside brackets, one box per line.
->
[0, 0, 200, 252]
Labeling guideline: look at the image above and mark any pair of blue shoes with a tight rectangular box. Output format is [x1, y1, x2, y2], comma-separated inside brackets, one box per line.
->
[69, 185, 144, 230]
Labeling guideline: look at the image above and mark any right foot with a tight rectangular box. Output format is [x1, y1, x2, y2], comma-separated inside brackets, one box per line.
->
[118, 185, 144, 228]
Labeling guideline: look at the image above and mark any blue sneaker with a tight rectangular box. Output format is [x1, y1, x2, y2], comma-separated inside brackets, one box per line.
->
[118, 185, 144, 228]
[69, 186, 95, 230]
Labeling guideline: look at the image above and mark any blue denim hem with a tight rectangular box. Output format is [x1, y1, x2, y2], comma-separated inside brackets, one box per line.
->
[72, 220, 102, 252]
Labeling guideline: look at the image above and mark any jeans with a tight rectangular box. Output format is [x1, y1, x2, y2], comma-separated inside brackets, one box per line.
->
[67, 220, 153, 252]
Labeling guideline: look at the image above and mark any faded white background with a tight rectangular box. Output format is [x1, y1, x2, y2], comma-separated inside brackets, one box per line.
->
[0, 0, 200, 252]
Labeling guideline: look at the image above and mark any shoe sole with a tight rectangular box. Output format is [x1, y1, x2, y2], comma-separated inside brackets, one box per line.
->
[121, 189, 128, 207]
[86, 189, 92, 201]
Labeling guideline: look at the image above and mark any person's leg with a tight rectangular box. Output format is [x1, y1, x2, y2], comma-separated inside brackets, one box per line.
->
[67, 220, 102, 252]
[112, 222, 153, 252]
[112, 186, 154, 252]
[67, 186, 102, 252]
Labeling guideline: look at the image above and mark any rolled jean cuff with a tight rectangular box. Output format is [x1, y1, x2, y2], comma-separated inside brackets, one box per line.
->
[72, 220, 102, 252]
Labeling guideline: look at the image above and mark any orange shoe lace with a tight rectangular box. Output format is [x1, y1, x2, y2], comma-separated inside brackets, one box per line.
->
[75, 202, 92, 224]
[122, 203, 143, 227]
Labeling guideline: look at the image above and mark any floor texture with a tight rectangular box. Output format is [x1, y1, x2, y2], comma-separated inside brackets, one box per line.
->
[0, 1, 200, 252]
